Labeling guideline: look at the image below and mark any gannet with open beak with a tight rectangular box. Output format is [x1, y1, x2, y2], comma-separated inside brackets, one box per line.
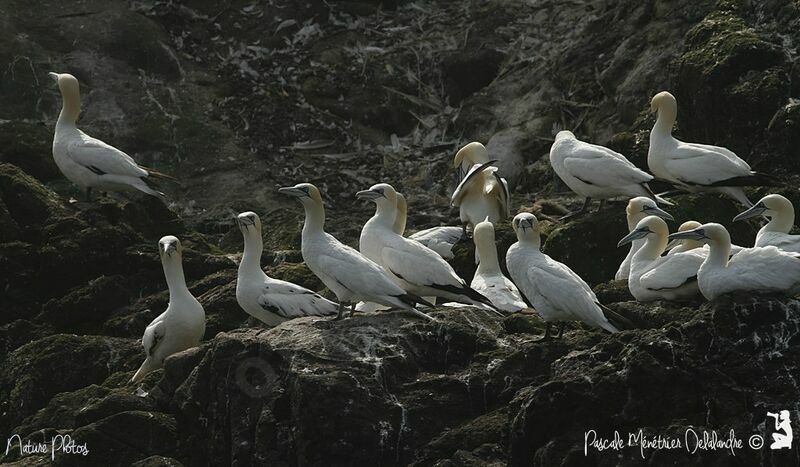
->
[451, 143, 510, 235]
[49, 72, 174, 200]
[615, 197, 674, 280]
[236, 211, 338, 325]
[279, 183, 433, 320]
[358, 183, 499, 312]
[617, 216, 705, 301]
[394, 192, 464, 260]
[550, 131, 668, 218]
[648, 91, 779, 206]
[506, 213, 622, 337]
[471, 219, 526, 312]
[668, 223, 800, 300]
[733, 194, 800, 253]
[131, 236, 205, 383]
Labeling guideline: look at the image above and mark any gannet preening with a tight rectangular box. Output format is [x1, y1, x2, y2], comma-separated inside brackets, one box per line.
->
[549, 131, 668, 218]
[394, 193, 465, 259]
[279, 183, 433, 320]
[454, 141, 492, 181]
[506, 213, 625, 338]
[357, 183, 500, 312]
[648, 91, 780, 206]
[668, 223, 800, 300]
[132, 236, 205, 383]
[615, 197, 674, 280]
[49, 72, 175, 200]
[471, 219, 526, 313]
[451, 143, 510, 235]
[733, 194, 800, 253]
[236, 212, 338, 325]
[617, 216, 704, 301]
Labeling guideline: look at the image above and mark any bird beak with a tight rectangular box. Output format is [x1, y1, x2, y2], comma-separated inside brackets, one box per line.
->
[356, 189, 384, 200]
[162, 243, 177, 256]
[643, 206, 674, 221]
[668, 228, 707, 242]
[48, 72, 59, 82]
[278, 186, 306, 198]
[664, 239, 681, 251]
[617, 228, 651, 247]
[733, 203, 767, 222]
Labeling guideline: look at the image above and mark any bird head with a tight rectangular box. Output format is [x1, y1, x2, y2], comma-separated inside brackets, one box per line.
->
[627, 197, 674, 223]
[733, 194, 791, 222]
[278, 183, 322, 206]
[453, 141, 489, 168]
[236, 211, 261, 234]
[617, 215, 668, 247]
[512, 213, 539, 241]
[159, 235, 182, 259]
[356, 183, 397, 207]
[650, 91, 676, 113]
[667, 222, 727, 247]
[665, 220, 702, 251]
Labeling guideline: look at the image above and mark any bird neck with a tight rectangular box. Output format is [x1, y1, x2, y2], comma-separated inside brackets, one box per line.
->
[373, 202, 396, 229]
[301, 201, 326, 234]
[653, 103, 677, 135]
[393, 205, 407, 235]
[706, 241, 731, 268]
[520, 233, 541, 250]
[57, 89, 81, 126]
[163, 257, 191, 300]
[635, 234, 667, 261]
[475, 240, 500, 274]
[764, 207, 794, 234]
[240, 231, 264, 274]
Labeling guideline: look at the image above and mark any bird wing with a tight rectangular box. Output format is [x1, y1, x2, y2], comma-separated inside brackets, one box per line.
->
[142, 316, 166, 357]
[381, 237, 465, 288]
[759, 233, 800, 252]
[639, 251, 704, 290]
[521, 256, 600, 321]
[257, 278, 337, 318]
[472, 273, 526, 312]
[451, 163, 492, 206]
[316, 242, 405, 297]
[409, 226, 464, 244]
[561, 143, 653, 187]
[726, 247, 800, 290]
[665, 143, 752, 185]
[67, 133, 149, 178]
[485, 171, 510, 217]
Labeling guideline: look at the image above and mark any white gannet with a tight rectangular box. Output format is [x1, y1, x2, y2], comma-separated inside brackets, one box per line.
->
[615, 197, 674, 280]
[471, 218, 526, 313]
[357, 183, 499, 312]
[648, 91, 779, 206]
[617, 216, 705, 301]
[49, 72, 174, 200]
[549, 131, 667, 218]
[279, 183, 433, 320]
[733, 194, 800, 253]
[132, 236, 205, 383]
[506, 213, 622, 337]
[236, 211, 338, 325]
[395, 192, 464, 260]
[665, 220, 744, 256]
[451, 143, 510, 235]
[668, 223, 800, 300]
[454, 141, 492, 181]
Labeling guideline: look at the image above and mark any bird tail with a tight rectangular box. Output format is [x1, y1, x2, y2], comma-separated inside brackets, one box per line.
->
[131, 357, 159, 383]
[641, 182, 673, 206]
[394, 294, 435, 320]
[136, 178, 166, 198]
[461, 286, 504, 316]
[708, 172, 782, 188]
[597, 302, 634, 333]
[142, 166, 178, 182]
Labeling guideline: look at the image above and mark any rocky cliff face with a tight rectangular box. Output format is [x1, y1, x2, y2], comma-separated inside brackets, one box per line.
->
[1, 0, 799, 465]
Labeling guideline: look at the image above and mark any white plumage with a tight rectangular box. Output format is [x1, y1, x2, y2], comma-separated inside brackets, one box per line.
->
[279, 183, 433, 320]
[734, 194, 800, 253]
[668, 223, 800, 300]
[451, 142, 509, 234]
[471, 219, 526, 313]
[615, 197, 674, 280]
[131, 236, 205, 383]
[617, 216, 704, 301]
[358, 183, 497, 311]
[648, 91, 777, 207]
[666, 220, 744, 256]
[506, 213, 619, 336]
[235, 211, 338, 325]
[550, 131, 664, 216]
[49, 72, 172, 199]
[393, 192, 464, 260]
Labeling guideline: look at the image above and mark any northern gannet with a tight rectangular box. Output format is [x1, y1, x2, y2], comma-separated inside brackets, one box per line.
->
[665, 220, 744, 256]
[471, 219, 526, 312]
[236, 211, 338, 325]
[617, 216, 704, 301]
[131, 236, 205, 383]
[451, 142, 510, 235]
[453, 141, 492, 181]
[395, 192, 464, 260]
[506, 213, 622, 337]
[615, 197, 674, 280]
[279, 183, 433, 320]
[550, 131, 667, 218]
[49, 72, 174, 200]
[648, 91, 779, 206]
[357, 183, 499, 311]
[668, 223, 800, 300]
[733, 194, 800, 253]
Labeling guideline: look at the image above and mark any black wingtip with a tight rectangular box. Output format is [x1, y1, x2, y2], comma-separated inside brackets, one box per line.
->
[597, 302, 635, 331]
[708, 172, 782, 188]
[398, 293, 435, 308]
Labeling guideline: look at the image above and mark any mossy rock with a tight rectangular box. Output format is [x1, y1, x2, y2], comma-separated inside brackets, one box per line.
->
[593, 280, 634, 305]
[0, 163, 66, 235]
[0, 121, 59, 182]
[268, 261, 325, 292]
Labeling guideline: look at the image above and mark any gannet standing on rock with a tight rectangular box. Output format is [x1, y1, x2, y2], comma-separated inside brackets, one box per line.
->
[506, 213, 624, 338]
[733, 194, 800, 253]
[451, 143, 509, 235]
[131, 236, 205, 383]
[615, 197, 674, 280]
[471, 219, 526, 313]
[395, 193, 464, 260]
[279, 183, 433, 320]
[648, 91, 780, 206]
[49, 72, 174, 200]
[617, 216, 705, 301]
[668, 223, 800, 300]
[236, 211, 338, 325]
[549, 131, 667, 218]
[358, 183, 499, 312]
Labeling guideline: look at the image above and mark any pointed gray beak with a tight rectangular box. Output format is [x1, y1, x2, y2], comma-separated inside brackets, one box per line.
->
[617, 227, 651, 247]
[643, 206, 674, 221]
[356, 189, 384, 200]
[278, 186, 306, 198]
[668, 228, 707, 242]
[48, 72, 59, 82]
[733, 203, 767, 222]
[162, 242, 177, 255]
[665, 239, 682, 251]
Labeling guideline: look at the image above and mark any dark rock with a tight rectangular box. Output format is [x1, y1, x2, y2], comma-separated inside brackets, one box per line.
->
[0, 121, 59, 183]
[442, 49, 505, 104]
